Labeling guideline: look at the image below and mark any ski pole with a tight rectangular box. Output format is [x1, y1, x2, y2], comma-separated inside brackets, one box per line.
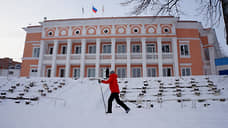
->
[99, 84, 107, 113]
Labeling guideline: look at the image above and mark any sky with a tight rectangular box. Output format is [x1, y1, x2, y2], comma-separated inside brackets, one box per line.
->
[0, 0, 227, 62]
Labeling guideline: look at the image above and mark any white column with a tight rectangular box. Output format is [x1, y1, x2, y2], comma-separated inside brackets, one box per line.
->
[157, 24, 161, 34]
[65, 39, 72, 77]
[157, 38, 163, 77]
[127, 38, 131, 78]
[209, 47, 216, 75]
[80, 39, 86, 78]
[55, 27, 59, 37]
[96, 39, 101, 78]
[171, 24, 176, 34]
[37, 40, 45, 77]
[142, 38, 147, 78]
[111, 38, 116, 71]
[51, 40, 59, 77]
[68, 27, 72, 36]
[172, 37, 179, 76]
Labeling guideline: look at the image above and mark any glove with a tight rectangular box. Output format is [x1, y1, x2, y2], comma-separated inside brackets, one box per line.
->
[98, 79, 101, 83]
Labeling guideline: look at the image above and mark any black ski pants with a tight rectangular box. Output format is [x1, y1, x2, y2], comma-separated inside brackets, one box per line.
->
[107, 93, 129, 113]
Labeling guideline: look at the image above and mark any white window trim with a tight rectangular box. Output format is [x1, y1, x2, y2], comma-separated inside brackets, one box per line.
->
[132, 67, 141, 77]
[48, 46, 53, 54]
[147, 67, 157, 77]
[132, 44, 141, 53]
[59, 68, 65, 77]
[32, 47, 40, 58]
[87, 68, 95, 77]
[88, 45, 96, 54]
[74, 45, 81, 54]
[73, 68, 80, 78]
[179, 42, 191, 58]
[102, 44, 111, 53]
[116, 67, 126, 78]
[146, 43, 156, 53]
[162, 43, 171, 53]
[61, 45, 67, 54]
[163, 67, 172, 77]
[181, 67, 192, 76]
[117, 44, 126, 53]
[46, 68, 51, 77]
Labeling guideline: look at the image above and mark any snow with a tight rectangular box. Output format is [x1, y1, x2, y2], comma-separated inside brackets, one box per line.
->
[0, 75, 228, 128]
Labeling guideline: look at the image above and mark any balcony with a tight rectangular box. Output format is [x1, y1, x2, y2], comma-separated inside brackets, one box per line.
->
[162, 53, 173, 59]
[71, 54, 81, 60]
[115, 53, 127, 60]
[131, 53, 142, 59]
[146, 53, 158, 59]
[100, 53, 112, 59]
[85, 53, 96, 59]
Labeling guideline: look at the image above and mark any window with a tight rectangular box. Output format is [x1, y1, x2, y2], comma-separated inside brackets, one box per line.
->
[87, 68, 95, 77]
[103, 29, 109, 34]
[74, 45, 81, 54]
[146, 44, 156, 53]
[133, 28, 139, 33]
[163, 67, 172, 77]
[181, 67, 191, 76]
[49, 47, 53, 55]
[180, 44, 190, 57]
[61, 45, 67, 54]
[117, 44, 126, 53]
[59, 68, 65, 77]
[47, 69, 51, 77]
[204, 48, 209, 60]
[31, 69, 37, 72]
[102, 44, 111, 53]
[164, 28, 170, 33]
[132, 67, 141, 77]
[162, 44, 170, 53]
[75, 30, 80, 35]
[32, 47, 40, 57]
[88, 45, 96, 54]
[132, 44, 141, 53]
[147, 68, 156, 77]
[73, 68, 80, 78]
[48, 31, 53, 36]
[117, 67, 126, 78]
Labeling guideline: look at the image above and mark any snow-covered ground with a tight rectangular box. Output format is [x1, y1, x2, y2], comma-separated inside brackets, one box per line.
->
[0, 75, 228, 128]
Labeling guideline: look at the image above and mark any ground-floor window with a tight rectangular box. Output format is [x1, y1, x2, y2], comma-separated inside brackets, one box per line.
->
[87, 68, 95, 77]
[73, 68, 80, 78]
[59, 68, 65, 77]
[117, 67, 126, 78]
[163, 67, 172, 77]
[132, 67, 141, 78]
[181, 67, 191, 76]
[147, 67, 156, 77]
[99, 67, 110, 78]
[30, 68, 38, 77]
[47, 68, 51, 77]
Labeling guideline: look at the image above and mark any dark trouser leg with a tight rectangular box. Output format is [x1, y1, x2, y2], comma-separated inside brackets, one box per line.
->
[113, 93, 129, 111]
[107, 93, 115, 113]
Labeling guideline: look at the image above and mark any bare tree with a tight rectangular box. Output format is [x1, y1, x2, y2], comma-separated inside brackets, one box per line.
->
[121, 0, 228, 45]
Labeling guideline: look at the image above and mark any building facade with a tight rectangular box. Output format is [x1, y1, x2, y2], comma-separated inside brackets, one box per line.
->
[20, 16, 220, 78]
[0, 58, 21, 77]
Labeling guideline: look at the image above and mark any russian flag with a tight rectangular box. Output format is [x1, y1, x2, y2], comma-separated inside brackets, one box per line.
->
[92, 6, 98, 13]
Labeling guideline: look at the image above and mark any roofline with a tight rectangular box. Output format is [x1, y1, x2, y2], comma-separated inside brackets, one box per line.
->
[43, 16, 176, 23]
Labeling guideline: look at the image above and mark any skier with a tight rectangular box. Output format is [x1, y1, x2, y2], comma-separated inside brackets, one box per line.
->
[98, 70, 130, 114]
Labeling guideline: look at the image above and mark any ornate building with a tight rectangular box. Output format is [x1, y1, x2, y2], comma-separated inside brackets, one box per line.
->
[20, 16, 221, 78]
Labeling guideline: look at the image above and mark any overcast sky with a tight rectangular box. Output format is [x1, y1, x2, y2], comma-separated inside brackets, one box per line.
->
[0, 0, 227, 62]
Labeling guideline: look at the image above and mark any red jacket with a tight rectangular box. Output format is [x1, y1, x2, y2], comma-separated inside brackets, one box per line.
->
[101, 73, 120, 93]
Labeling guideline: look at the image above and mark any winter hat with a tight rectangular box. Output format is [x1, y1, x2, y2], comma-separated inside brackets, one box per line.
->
[110, 70, 115, 74]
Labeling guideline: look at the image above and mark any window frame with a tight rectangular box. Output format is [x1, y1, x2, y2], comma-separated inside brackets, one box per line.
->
[162, 44, 170, 53]
[116, 67, 126, 78]
[147, 67, 157, 77]
[87, 68, 95, 77]
[88, 45, 96, 54]
[48, 46, 53, 55]
[146, 43, 156, 53]
[117, 44, 126, 53]
[132, 67, 141, 78]
[59, 68, 65, 78]
[61, 45, 67, 54]
[32, 47, 40, 58]
[180, 43, 190, 58]
[74, 45, 81, 54]
[163, 67, 172, 77]
[181, 67, 191, 76]
[132, 44, 141, 53]
[73, 68, 80, 78]
[102, 44, 111, 54]
[46, 68, 51, 77]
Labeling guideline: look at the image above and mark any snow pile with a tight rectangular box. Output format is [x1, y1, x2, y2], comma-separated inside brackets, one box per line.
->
[0, 75, 228, 128]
